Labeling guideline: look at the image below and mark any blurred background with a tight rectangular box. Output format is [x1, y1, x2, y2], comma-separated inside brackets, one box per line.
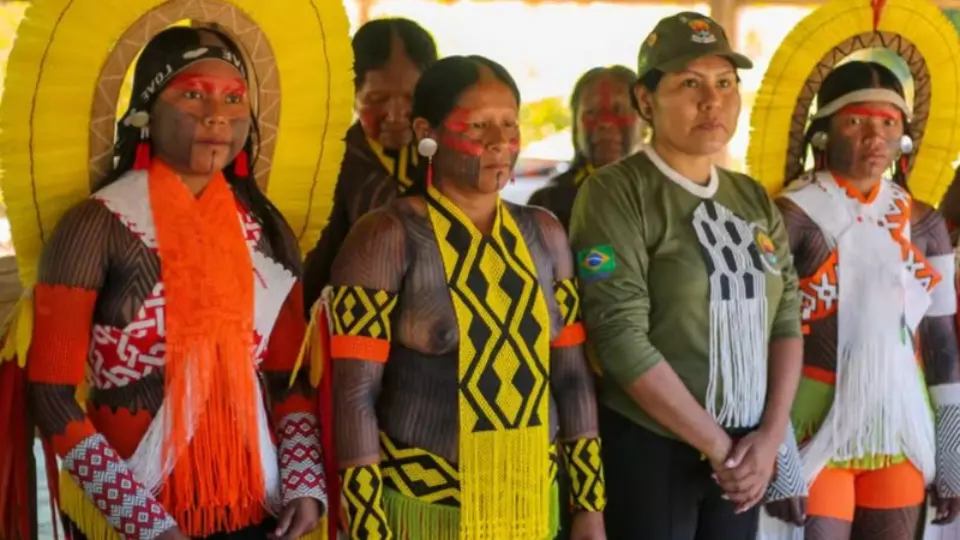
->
[1, 1, 960, 536]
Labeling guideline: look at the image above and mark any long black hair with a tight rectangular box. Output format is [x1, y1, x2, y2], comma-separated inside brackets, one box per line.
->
[569, 65, 638, 168]
[352, 18, 438, 92]
[102, 26, 295, 268]
[802, 60, 912, 188]
[407, 55, 521, 195]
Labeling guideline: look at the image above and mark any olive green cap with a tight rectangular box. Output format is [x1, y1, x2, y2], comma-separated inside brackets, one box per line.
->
[637, 12, 753, 80]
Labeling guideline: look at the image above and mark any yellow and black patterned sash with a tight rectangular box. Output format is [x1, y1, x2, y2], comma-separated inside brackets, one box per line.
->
[379, 432, 560, 507]
[424, 185, 552, 539]
[368, 136, 418, 193]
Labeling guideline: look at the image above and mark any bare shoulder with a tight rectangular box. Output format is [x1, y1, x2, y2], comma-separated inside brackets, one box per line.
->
[910, 198, 939, 225]
[329, 205, 408, 291]
[512, 203, 573, 279]
[38, 198, 117, 288]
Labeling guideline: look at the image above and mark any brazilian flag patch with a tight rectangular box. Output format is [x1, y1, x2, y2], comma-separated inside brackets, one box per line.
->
[576, 245, 616, 281]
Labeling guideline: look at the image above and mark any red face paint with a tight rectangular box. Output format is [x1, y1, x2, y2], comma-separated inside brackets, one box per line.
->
[443, 108, 471, 134]
[836, 104, 901, 121]
[358, 108, 383, 140]
[167, 73, 247, 99]
[440, 134, 485, 156]
[582, 79, 637, 130]
[441, 107, 485, 156]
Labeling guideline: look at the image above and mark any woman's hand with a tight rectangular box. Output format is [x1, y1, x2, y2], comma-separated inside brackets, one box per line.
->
[156, 528, 190, 540]
[765, 497, 806, 526]
[569, 510, 606, 540]
[712, 429, 780, 513]
[270, 497, 324, 540]
[932, 491, 960, 525]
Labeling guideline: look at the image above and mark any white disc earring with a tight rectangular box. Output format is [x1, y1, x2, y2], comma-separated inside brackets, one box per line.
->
[418, 137, 438, 158]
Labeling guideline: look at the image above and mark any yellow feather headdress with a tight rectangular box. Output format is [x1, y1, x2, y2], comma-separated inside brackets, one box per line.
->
[0, 0, 354, 363]
[1, 0, 354, 288]
[746, 0, 960, 204]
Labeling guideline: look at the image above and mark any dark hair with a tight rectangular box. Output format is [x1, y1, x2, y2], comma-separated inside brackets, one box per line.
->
[801, 60, 911, 187]
[407, 55, 521, 195]
[352, 18, 438, 92]
[103, 26, 295, 268]
[631, 69, 663, 123]
[569, 65, 638, 166]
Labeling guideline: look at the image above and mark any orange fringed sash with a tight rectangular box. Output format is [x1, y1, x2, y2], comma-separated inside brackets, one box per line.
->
[148, 160, 265, 534]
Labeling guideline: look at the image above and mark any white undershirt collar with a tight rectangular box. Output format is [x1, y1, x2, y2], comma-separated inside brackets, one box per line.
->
[645, 145, 719, 198]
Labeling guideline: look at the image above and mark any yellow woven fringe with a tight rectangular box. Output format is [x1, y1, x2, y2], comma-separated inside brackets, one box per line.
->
[459, 430, 551, 539]
[425, 185, 552, 540]
[382, 482, 560, 540]
[0, 290, 33, 367]
[60, 470, 121, 540]
[59, 469, 327, 539]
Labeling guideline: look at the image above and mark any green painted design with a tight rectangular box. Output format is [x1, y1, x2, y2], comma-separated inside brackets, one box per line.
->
[792, 368, 933, 471]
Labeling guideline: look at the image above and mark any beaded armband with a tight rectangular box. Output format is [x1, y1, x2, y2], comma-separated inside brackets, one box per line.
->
[931, 383, 960, 497]
[62, 433, 176, 540]
[341, 464, 393, 540]
[562, 437, 606, 512]
[330, 285, 398, 363]
[552, 278, 586, 348]
[277, 412, 327, 506]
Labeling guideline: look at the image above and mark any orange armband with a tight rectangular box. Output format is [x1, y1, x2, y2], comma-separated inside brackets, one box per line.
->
[27, 284, 97, 385]
[330, 285, 397, 363]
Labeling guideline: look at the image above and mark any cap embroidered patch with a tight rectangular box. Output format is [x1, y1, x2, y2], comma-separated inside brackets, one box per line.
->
[688, 19, 717, 44]
[646, 32, 658, 47]
[577, 245, 616, 281]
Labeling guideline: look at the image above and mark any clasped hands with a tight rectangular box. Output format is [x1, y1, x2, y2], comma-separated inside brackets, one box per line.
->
[709, 428, 805, 526]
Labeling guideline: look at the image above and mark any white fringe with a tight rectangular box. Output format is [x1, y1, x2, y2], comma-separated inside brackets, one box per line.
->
[706, 296, 768, 428]
[799, 223, 936, 485]
[125, 374, 282, 510]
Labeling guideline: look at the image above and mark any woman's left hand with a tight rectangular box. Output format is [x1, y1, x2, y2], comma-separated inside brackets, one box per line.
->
[570, 510, 606, 540]
[270, 497, 324, 540]
[765, 497, 806, 526]
[933, 492, 960, 525]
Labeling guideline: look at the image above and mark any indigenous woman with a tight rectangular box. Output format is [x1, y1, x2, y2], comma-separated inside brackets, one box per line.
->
[528, 65, 644, 231]
[326, 55, 606, 540]
[772, 62, 960, 539]
[570, 12, 806, 540]
[0, 3, 357, 535]
[744, 2, 960, 538]
[302, 18, 438, 310]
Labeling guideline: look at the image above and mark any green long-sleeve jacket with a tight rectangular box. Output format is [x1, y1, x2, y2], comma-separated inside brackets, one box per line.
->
[569, 149, 802, 438]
